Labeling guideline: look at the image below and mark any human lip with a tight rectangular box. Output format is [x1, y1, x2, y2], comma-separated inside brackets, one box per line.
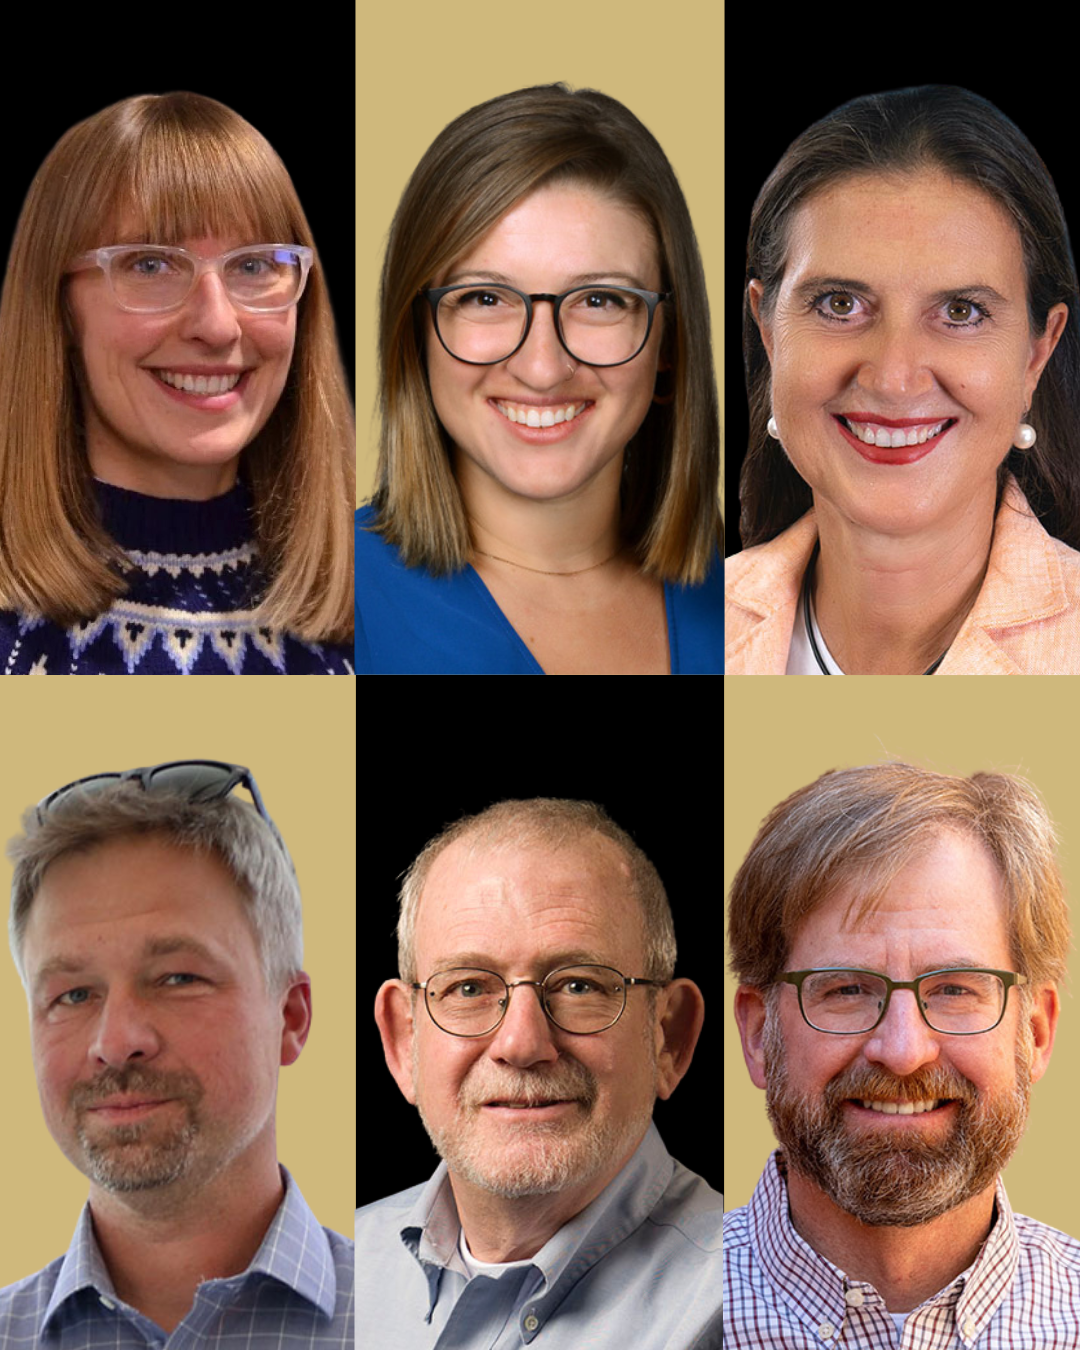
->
[482, 1099, 579, 1119]
[845, 1097, 959, 1121]
[146, 367, 250, 408]
[833, 412, 955, 464]
[492, 398, 591, 428]
[86, 1097, 174, 1120]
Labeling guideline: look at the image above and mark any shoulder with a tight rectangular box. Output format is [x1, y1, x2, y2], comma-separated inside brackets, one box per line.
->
[0, 1256, 63, 1333]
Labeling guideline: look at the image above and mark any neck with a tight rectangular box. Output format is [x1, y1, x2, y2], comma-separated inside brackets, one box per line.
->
[454, 445, 624, 576]
[785, 1165, 997, 1313]
[87, 1138, 284, 1334]
[811, 488, 996, 674]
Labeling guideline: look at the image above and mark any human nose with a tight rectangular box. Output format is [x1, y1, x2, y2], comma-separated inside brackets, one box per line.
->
[485, 980, 560, 1067]
[504, 299, 575, 387]
[87, 989, 163, 1068]
[861, 986, 941, 1077]
[175, 265, 244, 344]
[853, 315, 936, 404]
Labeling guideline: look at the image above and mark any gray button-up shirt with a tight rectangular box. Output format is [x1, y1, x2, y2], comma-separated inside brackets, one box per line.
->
[355, 1122, 721, 1348]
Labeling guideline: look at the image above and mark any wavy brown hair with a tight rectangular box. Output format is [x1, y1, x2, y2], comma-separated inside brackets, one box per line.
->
[0, 92, 354, 641]
[741, 85, 1080, 552]
[727, 762, 1071, 993]
[370, 83, 721, 585]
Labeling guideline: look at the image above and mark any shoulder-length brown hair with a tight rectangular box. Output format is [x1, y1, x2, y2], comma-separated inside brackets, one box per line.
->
[741, 84, 1080, 552]
[0, 92, 354, 642]
[370, 83, 721, 586]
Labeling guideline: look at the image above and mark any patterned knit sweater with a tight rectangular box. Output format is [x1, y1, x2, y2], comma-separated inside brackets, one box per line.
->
[0, 478, 353, 674]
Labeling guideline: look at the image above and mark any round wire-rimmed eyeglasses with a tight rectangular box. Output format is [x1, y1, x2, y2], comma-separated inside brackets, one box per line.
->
[412, 964, 667, 1037]
[776, 967, 1030, 1035]
[420, 283, 673, 368]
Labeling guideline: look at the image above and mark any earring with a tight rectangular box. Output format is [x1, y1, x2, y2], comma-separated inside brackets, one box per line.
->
[767, 416, 780, 439]
[1014, 422, 1037, 450]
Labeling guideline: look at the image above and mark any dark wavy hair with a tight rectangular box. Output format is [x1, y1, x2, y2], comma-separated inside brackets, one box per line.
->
[370, 83, 721, 585]
[740, 85, 1080, 550]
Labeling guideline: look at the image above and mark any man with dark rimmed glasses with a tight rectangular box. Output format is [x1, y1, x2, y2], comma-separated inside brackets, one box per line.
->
[725, 762, 1078, 1349]
[0, 761, 354, 1345]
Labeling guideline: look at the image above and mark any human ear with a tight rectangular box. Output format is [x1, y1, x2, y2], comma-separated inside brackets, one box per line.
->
[374, 979, 418, 1105]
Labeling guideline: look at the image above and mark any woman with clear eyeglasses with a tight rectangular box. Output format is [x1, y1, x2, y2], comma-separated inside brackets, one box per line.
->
[0, 92, 354, 673]
[356, 83, 723, 675]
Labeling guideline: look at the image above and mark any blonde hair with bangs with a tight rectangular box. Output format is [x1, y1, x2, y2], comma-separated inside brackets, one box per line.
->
[369, 83, 721, 586]
[0, 91, 354, 642]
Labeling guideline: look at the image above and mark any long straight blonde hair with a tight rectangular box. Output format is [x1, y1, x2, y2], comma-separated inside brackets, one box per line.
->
[371, 84, 721, 586]
[0, 92, 354, 642]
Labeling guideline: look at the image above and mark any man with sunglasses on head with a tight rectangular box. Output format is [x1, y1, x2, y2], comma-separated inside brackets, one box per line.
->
[0, 761, 354, 1346]
[357, 798, 721, 1348]
[725, 762, 1080, 1348]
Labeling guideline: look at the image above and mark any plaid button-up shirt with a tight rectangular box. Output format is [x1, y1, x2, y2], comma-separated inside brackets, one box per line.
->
[724, 1151, 1080, 1348]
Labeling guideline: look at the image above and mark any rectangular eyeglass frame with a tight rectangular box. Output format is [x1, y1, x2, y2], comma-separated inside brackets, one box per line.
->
[777, 966, 1030, 1035]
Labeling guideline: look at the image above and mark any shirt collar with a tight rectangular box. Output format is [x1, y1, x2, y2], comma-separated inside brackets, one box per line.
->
[750, 1150, 1021, 1345]
[398, 1121, 675, 1317]
[42, 1164, 339, 1334]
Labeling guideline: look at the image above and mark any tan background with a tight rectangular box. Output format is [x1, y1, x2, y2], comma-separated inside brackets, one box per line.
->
[725, 676, 1080, 1233]
[354, 0, 724, 505]
[0, 678, 355, 1283]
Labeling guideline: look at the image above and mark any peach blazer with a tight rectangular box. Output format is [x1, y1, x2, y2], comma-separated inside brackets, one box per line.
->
[725, 475, 1080, 674]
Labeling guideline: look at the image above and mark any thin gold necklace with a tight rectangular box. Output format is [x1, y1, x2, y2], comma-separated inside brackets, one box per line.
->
[472, 546, 624, 577]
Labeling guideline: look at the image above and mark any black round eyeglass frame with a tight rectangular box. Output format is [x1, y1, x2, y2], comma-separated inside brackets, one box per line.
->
[35, 760, 287, 857]
[776, 967, 1030, 1035]
[420, 283, 673, 368]
[411, 963, 667, 1037]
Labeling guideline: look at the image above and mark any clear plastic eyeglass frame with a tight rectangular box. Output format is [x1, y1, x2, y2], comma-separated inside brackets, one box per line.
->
[69, 243, 314, 313]
[411, 964, 667, 1037]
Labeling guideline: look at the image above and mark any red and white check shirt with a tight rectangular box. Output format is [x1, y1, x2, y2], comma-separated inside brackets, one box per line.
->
[724, 1151, 1080, 1347]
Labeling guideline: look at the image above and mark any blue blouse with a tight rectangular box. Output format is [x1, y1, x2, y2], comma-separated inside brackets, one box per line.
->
[354, 505, 723, 674]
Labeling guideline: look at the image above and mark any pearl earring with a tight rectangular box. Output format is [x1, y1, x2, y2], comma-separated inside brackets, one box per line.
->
[1014, 423, 1037, 450]
[767, 416, 779, 439]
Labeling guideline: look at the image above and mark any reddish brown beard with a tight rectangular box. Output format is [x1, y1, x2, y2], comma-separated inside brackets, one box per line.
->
[761, 1009, 1032, 1226]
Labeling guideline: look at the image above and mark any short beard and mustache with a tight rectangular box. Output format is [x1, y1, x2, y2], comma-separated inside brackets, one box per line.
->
[762, 1003, 1033, 1227]
[412, 1035, 657, 1201]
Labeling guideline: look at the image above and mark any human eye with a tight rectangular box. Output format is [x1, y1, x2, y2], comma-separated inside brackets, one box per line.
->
[119, 250, 181, 278]
[940, 296, 991, 329]
[808, 290, 865, 323]
[161, 972, 204, 988]
[55, 986, 93, 1008]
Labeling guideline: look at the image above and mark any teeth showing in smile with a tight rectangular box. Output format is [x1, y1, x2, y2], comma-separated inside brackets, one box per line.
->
[841, 417, 951, 448]
[859, 1098, 942, 1114]
[494, 400, 588, 428]
[155, 370, 243, 395]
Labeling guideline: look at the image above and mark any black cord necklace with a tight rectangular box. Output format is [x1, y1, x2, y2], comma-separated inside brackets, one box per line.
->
[802, 542, 947, 675]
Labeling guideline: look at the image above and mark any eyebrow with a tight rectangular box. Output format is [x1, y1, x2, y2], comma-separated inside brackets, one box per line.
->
[440, 270, 650, 290]
[825, 957, 996, 974]
[430, 949, 613, 974]
[791, 275, 1011, 309]
[32, 935, 228, 992]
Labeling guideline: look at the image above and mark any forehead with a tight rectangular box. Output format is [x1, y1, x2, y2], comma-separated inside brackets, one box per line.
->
[782, 168, 1025, 297]
[416, 834, 644, 972]
[22, 833, 254, 968]
[446, 182, 659, 288]
[789, 828, 1014, 974]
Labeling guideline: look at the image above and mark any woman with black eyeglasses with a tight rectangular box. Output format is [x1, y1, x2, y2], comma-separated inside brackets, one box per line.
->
[356, 83, 723, 674]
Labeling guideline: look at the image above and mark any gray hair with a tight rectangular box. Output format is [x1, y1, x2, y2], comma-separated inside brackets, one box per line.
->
[396, 798, 677, 984]
[7, 781, 303, 993]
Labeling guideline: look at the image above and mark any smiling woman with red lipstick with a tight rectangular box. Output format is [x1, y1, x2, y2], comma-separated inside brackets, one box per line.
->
[356, 84, 723, 674]
[0, 93, 354, 673]
[726, 86, 1080, 675]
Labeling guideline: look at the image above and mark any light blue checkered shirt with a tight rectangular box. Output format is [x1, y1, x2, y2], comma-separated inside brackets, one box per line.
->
[354, 1121, 722, 1348]
[0, 1165, 353, 1347]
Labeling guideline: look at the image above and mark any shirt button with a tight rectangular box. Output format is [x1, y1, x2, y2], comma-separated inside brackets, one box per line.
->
[818, 1322, 835, 1340]
[844, 1289, 864, 1306]
[963, 1317, 977, 1338]
[99, 1296, 116, 1310]
[524, 1314, 540, 1332]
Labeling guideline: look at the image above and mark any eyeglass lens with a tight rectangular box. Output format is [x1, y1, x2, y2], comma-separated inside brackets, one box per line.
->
[436, 286, 651, 364]
[800, 970, 1007, 1033]
[108, 247, 305, 311]
[425, 965, 626, 1035]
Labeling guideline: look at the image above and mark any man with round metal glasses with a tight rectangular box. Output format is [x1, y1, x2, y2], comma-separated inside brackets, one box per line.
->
[0, 761, 354, 1345]
[725, 762, 1077, 1348]
[358, 798, 720, 1348]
